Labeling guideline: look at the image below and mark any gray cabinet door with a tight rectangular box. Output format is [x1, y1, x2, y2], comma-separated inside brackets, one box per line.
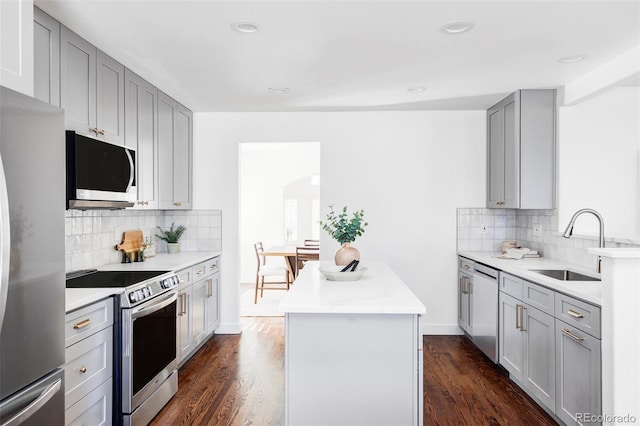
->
[458, 271, 472, 334]
[33, 8, 60, 106]
[125, 69, 158, 208]
[60, 26, 96, 136]
[157, 91, 176, 210]
[499, 292, 524, 379]
[523, 304, 555, 412]
[555, 320, 602, 425]
[157, 92, 192, 210]
[173, 102, 192, 209]
[96, 51, 125, 145]
[191, 278, 207, 348]
[502, 92, 519, 208]
[177, 285, 192, 363]
[486, 104, 503, 208]
[206, 272, 220, 334]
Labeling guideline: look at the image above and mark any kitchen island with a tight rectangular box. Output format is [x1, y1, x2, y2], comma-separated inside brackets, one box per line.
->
[280, 261, 426, 426]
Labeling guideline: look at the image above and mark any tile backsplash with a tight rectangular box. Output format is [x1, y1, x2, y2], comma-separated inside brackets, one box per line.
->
[65, 209, 222, 272]
[457, 208, 639, 270]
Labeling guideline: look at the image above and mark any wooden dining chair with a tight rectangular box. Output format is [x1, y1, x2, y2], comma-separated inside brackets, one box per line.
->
[295, 246, 320, 278]
[254, 242, 291, 303]
[304, 239, 320, 246]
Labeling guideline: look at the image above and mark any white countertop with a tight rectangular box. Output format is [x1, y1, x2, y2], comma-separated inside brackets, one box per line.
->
[457, 250, 602, 306]
[280, 261, 426, 315]
[66, 251, 222, 312]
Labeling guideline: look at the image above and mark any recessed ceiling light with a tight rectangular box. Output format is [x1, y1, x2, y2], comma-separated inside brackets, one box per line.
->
[441, 21, 474, 35]
[558, 55, 586, 63]
[268, 87, 290, 94]
[407, 86, 427, 93]
[231, 21, 260, 34]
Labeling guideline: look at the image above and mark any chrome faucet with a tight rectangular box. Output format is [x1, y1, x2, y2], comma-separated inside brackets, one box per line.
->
[562, 208, 605, 273]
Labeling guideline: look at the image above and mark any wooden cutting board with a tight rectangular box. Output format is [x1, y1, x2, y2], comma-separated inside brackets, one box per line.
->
[116, 230, 143, 253]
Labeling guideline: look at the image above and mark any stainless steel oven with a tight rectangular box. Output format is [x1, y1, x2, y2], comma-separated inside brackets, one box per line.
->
[122, 290, 178, 426]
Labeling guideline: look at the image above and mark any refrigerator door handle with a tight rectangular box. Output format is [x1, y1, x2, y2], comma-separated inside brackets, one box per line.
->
[0, 154, 10, 332]
[0, 379, 61, 426]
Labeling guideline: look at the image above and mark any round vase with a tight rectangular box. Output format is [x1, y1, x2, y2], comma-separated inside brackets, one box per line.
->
[167, 242, 180, 253]
[334, 242, 360, 266]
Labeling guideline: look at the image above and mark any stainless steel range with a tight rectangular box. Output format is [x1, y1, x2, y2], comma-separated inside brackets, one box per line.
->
[66, 269, 180, 425]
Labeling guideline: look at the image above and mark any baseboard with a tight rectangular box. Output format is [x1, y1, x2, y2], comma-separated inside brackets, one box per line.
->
[214, 322, 242, 334]
[422, 324, 464, 335]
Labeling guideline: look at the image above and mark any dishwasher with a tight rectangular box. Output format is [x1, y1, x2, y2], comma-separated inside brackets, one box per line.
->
[471, 263, 499, 363]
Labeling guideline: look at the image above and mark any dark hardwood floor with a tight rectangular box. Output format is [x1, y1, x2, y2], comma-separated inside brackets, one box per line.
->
[151, 317, 557, 426]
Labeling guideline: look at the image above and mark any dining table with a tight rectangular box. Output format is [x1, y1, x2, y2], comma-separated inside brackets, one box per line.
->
[263, 245, 298, 281]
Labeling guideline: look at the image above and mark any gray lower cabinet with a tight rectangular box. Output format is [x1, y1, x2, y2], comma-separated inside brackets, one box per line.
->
[499, 279, 556, 412]
[64, 298, 114, 425]
[60, 26, 125, 145]
[176, 256, 221, 365]
[457, 257, 473, 334]
[487, 89, 556, 209]
[158, 91, 192, 210]
[125, 69, 159, 208]
[498, 271, 602, 424]
[555, 295, 602, 425]
[33, 7, 60, 106]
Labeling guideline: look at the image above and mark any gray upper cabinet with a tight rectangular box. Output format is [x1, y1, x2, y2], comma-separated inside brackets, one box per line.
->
[61, 26, 96, 136]
[96, 51, 125, 145]
[125, 69, 159, 208]
[33, 8, 60, 106]
[487, 89, 556, 209]
[61, 26, 125, 145]
[158, 91, 192, 210]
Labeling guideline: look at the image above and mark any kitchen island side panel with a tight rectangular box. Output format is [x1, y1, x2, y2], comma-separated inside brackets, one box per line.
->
[285, 312, 421, 426]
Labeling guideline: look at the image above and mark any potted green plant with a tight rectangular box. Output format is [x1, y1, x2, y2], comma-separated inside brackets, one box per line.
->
[156, 223, 186, 253]
[320, 205, 368, 265]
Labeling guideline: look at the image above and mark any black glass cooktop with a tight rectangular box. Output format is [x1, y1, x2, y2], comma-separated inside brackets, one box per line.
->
[66, 270, 169, 289]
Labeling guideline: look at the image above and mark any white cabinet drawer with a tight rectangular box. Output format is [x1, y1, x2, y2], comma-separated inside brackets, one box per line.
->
[500, 272, 523, 299]
[205, 256, 220, 275]
[65, 326, 113, 409]
[458, 257, 473, 273]
[555, 294, 601, 338]
[176, 266, 192, 286]
[65, 298, 113, 348]
[193, 261, 206, 279]
[65, 377, 112, 426]
[523, 281, 555, 316]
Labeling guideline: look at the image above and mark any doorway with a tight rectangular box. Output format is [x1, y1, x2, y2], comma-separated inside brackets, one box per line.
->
[238, 142, 320, 316]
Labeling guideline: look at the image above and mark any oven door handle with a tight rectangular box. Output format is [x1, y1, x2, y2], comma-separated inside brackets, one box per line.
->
[131, 292, 177, 320]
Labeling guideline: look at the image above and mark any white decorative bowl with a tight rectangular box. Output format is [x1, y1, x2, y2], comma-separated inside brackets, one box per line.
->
[319, 266, 367, 281]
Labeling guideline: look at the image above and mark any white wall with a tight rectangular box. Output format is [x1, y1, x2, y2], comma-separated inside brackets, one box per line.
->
[558, 87, 640, 240]
[239, 142, 320, 283]
[193, 111, 486, 334]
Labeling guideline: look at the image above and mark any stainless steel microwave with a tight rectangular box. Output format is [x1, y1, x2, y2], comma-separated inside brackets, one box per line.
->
[66, 131, 136, 209]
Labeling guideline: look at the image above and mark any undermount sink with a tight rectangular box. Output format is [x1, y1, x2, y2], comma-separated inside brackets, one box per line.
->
[530, 269, 601, 282]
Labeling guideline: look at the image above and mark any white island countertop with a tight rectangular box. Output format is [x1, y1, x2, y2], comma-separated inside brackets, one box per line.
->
[458, 250, 602, 306]
[66, 251, 222, 312]
[280, 261, 426, 315]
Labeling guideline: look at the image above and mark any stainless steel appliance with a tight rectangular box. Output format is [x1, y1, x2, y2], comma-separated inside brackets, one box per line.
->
[66, 269, 180, 425]
[0, 87, 66, 425]
[472, 263, 499, 363]
[66, 131, 136, 209]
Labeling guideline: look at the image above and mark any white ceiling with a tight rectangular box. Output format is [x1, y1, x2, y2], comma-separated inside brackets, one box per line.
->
[36, 0, 640, 112]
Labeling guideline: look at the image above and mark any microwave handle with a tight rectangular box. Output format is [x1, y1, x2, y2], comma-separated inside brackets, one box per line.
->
[125, 149, 134, 191]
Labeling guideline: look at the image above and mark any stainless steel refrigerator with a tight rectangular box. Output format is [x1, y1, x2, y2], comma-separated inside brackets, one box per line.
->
[0, 86, 65, 425]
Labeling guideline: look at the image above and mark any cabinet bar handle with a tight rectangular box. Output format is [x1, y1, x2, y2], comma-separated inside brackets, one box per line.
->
[562, 328, 585, 341]
[174, 202, 182, 206]
[208, 278, 213, 297]
[79, 367, 87, 374]
[515, 304, 522, 331]
[567, 309, 584, 319]
[73, 319, 91, 330]
[520, 306, 527, 332]
[90, 127, 99, 134]
[98, 129, 105, 135]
